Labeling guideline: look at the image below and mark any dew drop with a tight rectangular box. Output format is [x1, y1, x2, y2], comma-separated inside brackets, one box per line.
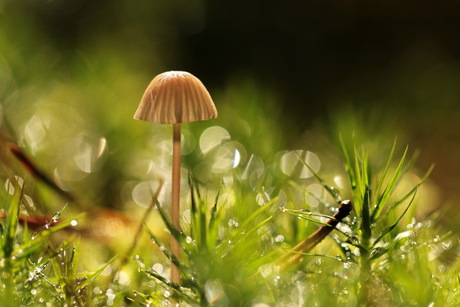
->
[153, 263, 164, 274]
[441, 240, 452, 250]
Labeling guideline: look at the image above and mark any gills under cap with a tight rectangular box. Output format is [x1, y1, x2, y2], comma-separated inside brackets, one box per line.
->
[134, 71, 217, 124]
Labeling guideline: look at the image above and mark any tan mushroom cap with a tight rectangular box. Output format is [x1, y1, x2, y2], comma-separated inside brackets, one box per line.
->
[134, 71, 218, 124]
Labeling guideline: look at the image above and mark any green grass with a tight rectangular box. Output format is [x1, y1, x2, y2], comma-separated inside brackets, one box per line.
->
[1, 134, 458, 306]
[1, 3, 459, 305]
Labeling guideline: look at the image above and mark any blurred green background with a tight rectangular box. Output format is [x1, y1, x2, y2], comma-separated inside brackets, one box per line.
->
[1, 1, 459, 229]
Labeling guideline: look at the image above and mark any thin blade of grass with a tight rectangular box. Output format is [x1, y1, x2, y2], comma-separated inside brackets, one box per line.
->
[371, 146, 408, 221]
[114, 181, 164, 278]
[339, 134, 356, 189]
[361, 187, 372, 244]
[373, 189, 418, 246]
[283, 208, 338, 227]
[385, 164, 434, 217]
[76, 255, 117, 291]
[192, 182, 207, 251]
[15, 215, 84, 260]
[288, 180, 330, 207]
[332, 236, 358, 263]
[207, 183, 222, 249]
[295, 154, 341, 204]
[209, 183, 221, 227]
[374, 139, 397, 203]
[139, 267, 199, 304]
[236, 196, 278, 235]
[145, 225, 186, 268]
[370, 230, 414, 261]
[69, 237, 80, 282]
[4, 177, 23, 258]
[51, 253, 65, 288]
[352, 145, 363, 214]
[141, 267, 182, 291]
[287, 251, 345, 262]
[153, 197, 185, 244]
[240, 216, 273, 239]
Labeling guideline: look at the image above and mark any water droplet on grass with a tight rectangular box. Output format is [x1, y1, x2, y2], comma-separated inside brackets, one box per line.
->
[152, 263, 163, 274]
[233, 148, 241, 168]
[442, 240, 452, 250]
[228, 219, 239, 228]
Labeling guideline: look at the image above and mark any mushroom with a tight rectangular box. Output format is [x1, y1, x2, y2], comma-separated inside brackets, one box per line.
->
[134, 71, 217, 284]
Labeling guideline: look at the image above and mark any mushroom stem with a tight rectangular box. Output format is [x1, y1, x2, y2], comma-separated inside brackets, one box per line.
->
[171, 123, 181, 284]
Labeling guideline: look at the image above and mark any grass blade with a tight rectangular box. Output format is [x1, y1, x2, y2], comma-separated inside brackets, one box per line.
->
[373, 189, 418, 246]
[361, 187, 372, 245]
[374, 139, 398, 203]
[3, 178, 23, 258]
[371, 146, 408, 221]
[385, 164, 434, 217]
[339, 134, 356, 189]
[145, 225, 186, 268]
[288, 180, 330, 207]
[296, 153, 341, 204]
[76, 255, 117, 291]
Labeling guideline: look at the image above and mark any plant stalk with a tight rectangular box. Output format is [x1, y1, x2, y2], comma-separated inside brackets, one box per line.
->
[359, 188, 372, 305]
[274, 200, 353, 270]
[171, 123, 181, 284]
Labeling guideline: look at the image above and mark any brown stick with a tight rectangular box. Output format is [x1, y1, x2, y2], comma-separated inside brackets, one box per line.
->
[7, 142, 75, 202]
[171, 123, 181, 284]
[274, 200, 353, 270]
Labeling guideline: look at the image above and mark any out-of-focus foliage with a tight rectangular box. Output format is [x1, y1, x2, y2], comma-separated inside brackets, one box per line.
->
[1, 0, 459, 217]
[0, 1, 460, 306]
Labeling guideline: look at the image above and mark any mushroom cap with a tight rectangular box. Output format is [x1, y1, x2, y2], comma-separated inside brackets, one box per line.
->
[134, 71, 218, 124]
